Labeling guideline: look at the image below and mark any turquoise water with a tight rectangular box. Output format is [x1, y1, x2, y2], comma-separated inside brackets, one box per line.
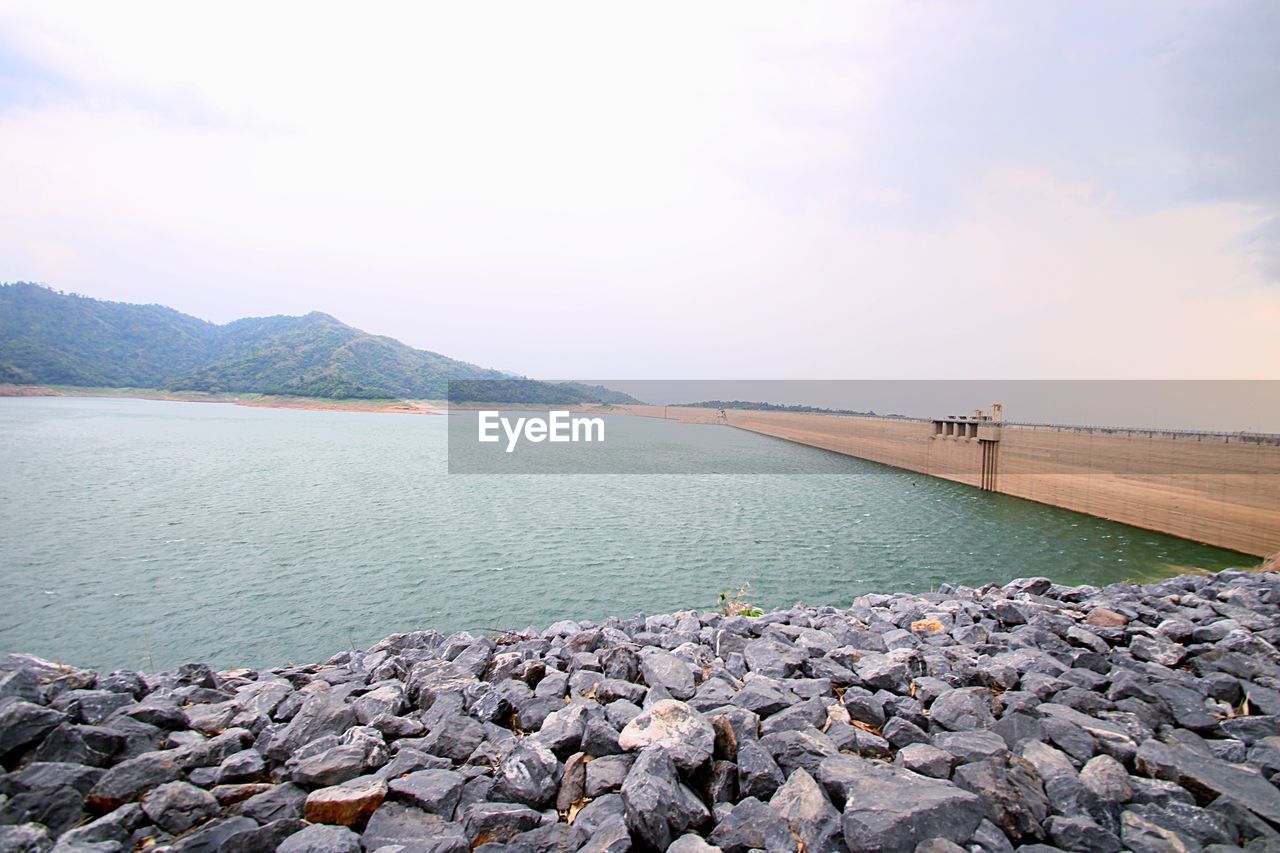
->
[0, 396, 1250, 672]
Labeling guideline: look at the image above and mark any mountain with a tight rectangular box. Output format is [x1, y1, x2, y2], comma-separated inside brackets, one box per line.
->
[0, 283, 639, 403]
[168, 311, 506, 398]
[0, 284, 218, 387]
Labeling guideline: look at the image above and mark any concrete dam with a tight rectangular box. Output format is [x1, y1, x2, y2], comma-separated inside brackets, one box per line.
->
[619, 405, 1280, 558]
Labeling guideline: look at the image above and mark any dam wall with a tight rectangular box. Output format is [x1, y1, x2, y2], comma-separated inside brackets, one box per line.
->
[615, 405, 1280, 557]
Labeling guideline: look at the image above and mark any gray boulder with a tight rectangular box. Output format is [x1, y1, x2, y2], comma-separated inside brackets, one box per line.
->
[708, 797, 797, 852]
[262, 692, 356, 762]
[233, 782, 308, 823]
[769, 768, 841, 852]
[0, 701, 63, 758]
[462, 801, 542, 845]
[638, 649, 695, 699]
[388, 769, 466, 817]
[817, 755, 983, 853]
[952, 754, 1050, 843]
[86, 750, 184, 810]
[276, 823, 362, 853]
[362, 801, 466, 849]
[0, 823, 53, 853]
[621, 747, 708, 849]
[493, 741, 562, 809]
[140, 780, 219, 834]
[930, 687, 998, 731]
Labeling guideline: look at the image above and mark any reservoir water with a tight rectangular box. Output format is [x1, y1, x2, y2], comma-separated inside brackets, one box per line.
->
[0, 396, 1251, 671]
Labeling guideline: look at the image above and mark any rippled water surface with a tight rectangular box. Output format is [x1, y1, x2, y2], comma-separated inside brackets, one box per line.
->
[0, 396, 1250, 671]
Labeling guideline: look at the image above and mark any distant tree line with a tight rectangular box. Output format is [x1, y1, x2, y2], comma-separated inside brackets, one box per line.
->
[673, 400, 908, 418]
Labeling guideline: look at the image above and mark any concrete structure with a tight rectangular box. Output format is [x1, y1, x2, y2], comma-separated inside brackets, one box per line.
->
[611, 405, 1280, 557]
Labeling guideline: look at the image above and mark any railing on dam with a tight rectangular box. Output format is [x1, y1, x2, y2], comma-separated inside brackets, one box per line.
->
[788, 411, 1280, 445]
[1000, 422, 1280, 446]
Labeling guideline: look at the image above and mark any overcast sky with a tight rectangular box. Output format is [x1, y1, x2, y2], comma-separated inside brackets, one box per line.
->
[1, 1, 1277, 379]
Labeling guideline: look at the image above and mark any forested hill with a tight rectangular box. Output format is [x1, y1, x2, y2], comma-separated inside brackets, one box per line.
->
[0, 283, 637, 402]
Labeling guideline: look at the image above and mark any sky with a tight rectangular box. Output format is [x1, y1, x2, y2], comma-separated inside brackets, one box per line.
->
[1, 1, 1278, 379]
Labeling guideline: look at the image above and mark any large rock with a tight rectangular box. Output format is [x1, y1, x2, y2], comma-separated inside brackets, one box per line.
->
[731, 677, 794, 717]
[854, 649, 924, 693]
[769, 767, 841, 852]
[736, 738, 785, 800]
[817, 755, 984, 853]
[557, 751, 588, 811]
[743, 638, 808, 678]
[1046, 814, 1123, 852]
[405, 659, 475, 710]
[619, 699, 714, 772]
[388, 769, 465, 817]
[0, 823, 53, 853]
[952, 754, 1050, 843]
[0, 785, 84, 835]
[1134, 738, 1280, 825]
[276, 823, 362, 853]
[291, 744, 372, 787]
[31, 723, 120, 767]
[463, 801, 543, 845]
[217, 748, 267, 784]
[895, 743, 956, 778]
[585, 754, 634, 798]
[53, 690, 131, 726]
[0, 668, 42, 704]
[532, 702, 588, 758]
[374, 747, 451, 781]
[305, 775, 387, 826]
[233, 782, 309, 823]
[1079, 754, 1132, 804]
[222, 818, 308, 851]
[352, 684, 407, 725]
[668, 834, 722, 852]
[577, 815, 632, 853]
[638, 649, 695, 699]
[263, 692, 357, 762]
[140, 780, 220, 834]
[2, 760, 103, 796]
[86, 749, 184, 810]
[759, 727, 837, 776]
[621, 747, 708, 849]
[55, 802, 145, 847]
[708, 797, 797, 852]
[363, 801, 467, 849]
[168, 815, 259, 852]
[493, 740, 562, 808]
[1019, 739, 1084, 818]
[501, 823, 587, 852]
[0, 701, 63, 758]
[418, 714, 485, 763]
[930, 687, 998, 731]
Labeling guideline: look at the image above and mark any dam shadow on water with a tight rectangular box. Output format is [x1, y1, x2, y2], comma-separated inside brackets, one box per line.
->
[0, 396, 1252, 671]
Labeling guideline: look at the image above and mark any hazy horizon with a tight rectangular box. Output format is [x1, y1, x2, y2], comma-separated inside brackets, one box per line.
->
[3, 2, 1279, 379]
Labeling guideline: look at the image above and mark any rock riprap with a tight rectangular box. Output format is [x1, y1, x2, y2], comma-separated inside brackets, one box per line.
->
[3, 569, 1280, 850]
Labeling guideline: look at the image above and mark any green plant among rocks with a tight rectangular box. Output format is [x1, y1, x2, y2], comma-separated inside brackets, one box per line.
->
[718, 582, 763, 617]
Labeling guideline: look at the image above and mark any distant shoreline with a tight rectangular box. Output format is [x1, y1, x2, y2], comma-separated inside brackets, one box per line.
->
[0, 385, 654, 417]
[0, 383, 445, 415]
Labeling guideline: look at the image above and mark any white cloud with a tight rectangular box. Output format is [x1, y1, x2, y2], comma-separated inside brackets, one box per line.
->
[0, 1, 1276, 378]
